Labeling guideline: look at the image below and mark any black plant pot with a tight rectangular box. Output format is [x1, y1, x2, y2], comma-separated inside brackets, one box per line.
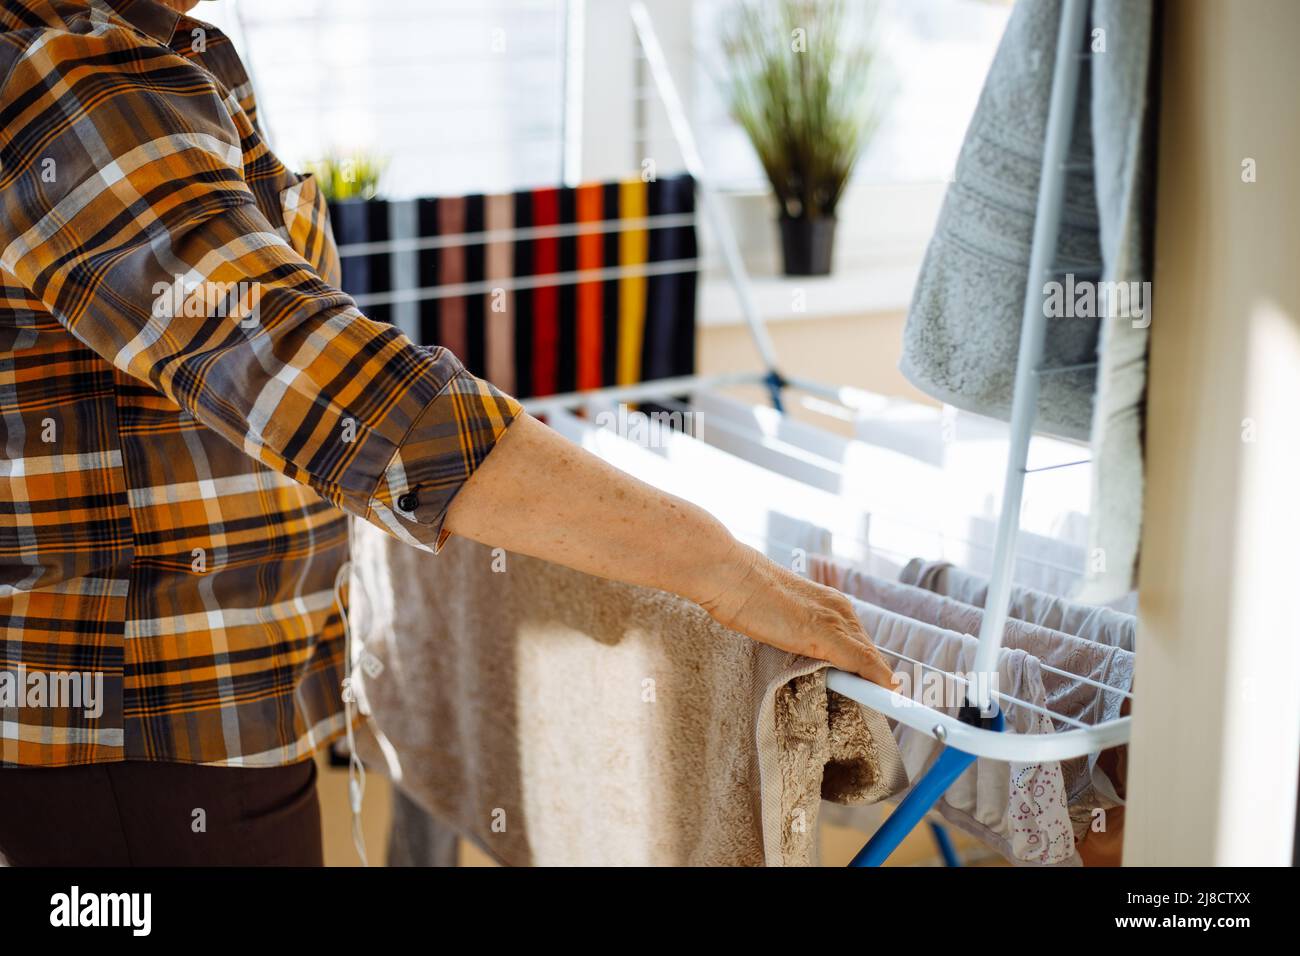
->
[778, 215, 837, 276]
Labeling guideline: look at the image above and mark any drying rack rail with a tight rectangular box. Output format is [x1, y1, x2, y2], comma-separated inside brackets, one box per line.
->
[524, 0, 1126, 867]
[825, 671, 1131, 763]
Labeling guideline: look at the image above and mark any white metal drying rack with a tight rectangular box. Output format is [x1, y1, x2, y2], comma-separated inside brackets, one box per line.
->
[584, 0, 1128, 866]
[382, 0, 1123, 865]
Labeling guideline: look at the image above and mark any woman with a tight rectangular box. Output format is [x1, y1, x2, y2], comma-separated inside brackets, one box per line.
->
[0, 0, 893, 865]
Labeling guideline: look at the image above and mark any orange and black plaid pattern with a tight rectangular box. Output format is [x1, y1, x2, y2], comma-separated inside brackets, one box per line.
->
[0, 0, 520, 767]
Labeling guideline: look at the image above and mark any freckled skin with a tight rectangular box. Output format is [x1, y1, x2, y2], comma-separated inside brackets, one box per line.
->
[446, 413, 897, 688]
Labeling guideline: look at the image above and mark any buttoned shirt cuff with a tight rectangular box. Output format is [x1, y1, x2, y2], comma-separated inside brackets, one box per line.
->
[367, 369, 522, 552]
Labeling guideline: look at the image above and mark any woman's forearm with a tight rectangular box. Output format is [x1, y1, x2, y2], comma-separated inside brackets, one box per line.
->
[444, 413, 744, 606]
[444, 413, 897, 687]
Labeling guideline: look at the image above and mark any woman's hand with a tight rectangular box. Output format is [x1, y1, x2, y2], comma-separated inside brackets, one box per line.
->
[696, 538, 899, 687]
[445, 412, 899, 687]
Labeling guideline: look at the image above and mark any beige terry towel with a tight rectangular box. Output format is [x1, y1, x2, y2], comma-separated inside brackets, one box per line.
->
[347, 523, 906, 866]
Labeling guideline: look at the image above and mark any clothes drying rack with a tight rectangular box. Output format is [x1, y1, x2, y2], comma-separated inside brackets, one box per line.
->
[521, 0, 1130, 866]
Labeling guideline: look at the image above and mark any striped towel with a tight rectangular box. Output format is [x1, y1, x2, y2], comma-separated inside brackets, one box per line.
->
[328, 174, 697, 399]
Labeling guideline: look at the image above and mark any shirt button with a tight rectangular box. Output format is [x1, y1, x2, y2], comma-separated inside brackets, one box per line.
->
[397, 490, 420, 513]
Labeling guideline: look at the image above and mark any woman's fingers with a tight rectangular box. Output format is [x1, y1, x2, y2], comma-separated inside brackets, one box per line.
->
[698, 547, 900, 690]
[832, 633, 899, 689]
[817, 591, 899, 688]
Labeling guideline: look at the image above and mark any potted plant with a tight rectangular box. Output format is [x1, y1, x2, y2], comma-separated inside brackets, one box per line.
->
[303, 151, 387, 203]
[303, 151, 387, 265]
[721, 0, 885, 276]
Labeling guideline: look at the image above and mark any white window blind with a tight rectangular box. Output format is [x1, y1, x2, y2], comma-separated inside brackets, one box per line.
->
[202, 0, 569, 198]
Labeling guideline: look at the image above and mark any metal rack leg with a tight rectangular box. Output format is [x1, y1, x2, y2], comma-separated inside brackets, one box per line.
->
[929, 822, 962, 867]
[849, 746, 977, 867]
[849, 709, 1004, 867]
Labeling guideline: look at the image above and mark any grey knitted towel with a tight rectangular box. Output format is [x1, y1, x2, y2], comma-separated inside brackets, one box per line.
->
[900, 0, 1156, 600]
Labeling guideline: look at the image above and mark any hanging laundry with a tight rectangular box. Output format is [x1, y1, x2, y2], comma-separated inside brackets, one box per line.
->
[328, 174, 697, 400]
[810, 554, 1132, 852]
[385, 789, 458, 867]
[899, 0, 1158, 601]
[815, 556, 1132, 728]
[843, 595, 1078, 866]
[900, 558, 1136, 650]
[346, 525, 907, 867]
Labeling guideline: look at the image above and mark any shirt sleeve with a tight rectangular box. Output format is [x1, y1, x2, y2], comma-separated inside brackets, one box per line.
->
[0, 25, 520, 552]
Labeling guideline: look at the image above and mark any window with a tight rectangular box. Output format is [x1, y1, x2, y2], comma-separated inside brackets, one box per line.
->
[571, 0, 1010, 289]
[200, 0, 1009, 302]
[690, 0, 1012, 188]
[200, 0, 568, 197]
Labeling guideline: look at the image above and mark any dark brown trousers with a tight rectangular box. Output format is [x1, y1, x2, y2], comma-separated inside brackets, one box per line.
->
[0, 757, 323, 866]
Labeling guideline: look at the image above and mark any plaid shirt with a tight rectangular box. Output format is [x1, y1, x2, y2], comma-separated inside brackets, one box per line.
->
[0, 0, 520, 767]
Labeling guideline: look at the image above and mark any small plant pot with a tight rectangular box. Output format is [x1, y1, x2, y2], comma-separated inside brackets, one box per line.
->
[778, 215, 837, 276]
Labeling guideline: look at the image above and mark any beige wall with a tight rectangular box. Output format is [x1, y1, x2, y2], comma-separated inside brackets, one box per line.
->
[1124, 0, 1300, 865]
[697, 310, 938, 409]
